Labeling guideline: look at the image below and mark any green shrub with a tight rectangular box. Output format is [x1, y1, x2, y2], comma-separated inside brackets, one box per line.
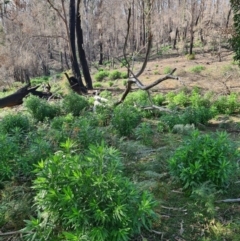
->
[108, 81, 114, 87]
[125, 90, 149, 106]
[134, 122, 154, 146]
[94, 70, 109, 81]
[213, 92, 240, 114]
[0, 113, 31, 134]
[186, 53, 195, 60]
[62, 92, 89, 116]
[153, 93, 166, 105]
[0, 134, 20, 180]
[172, 91, 189, 106]
[24, 95, 61, 121]
[99, 90, 112, 99]
[163, 66, 172, 74]
[50, 114, 74, 130]
[93, 82, 103, 88]
[181, 106, 216, 125]
[120, 72, 128, 79]
[109, 70, 122, 80]
[112, 105, 142, 136]
[168, 131, 239, 192]
[23, 141, 157, 241]
[160, 106, 216, 129]
[189, 90, 211, 108]
[189, 65, 205, 73]
[71, 118, 104, 150]
[95, 105, 112, 126]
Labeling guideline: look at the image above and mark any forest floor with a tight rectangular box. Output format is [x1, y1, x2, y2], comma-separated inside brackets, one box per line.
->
[92, 49, 239, 95]
[0, 50, 240, 241]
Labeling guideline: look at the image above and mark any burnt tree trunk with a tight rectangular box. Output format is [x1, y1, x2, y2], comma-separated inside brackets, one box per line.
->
[76, 0, 93, 90]
[69, 0, 84, 91]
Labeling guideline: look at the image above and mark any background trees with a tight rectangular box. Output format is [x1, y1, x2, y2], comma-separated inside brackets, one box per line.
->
[0, 0, 233, 85]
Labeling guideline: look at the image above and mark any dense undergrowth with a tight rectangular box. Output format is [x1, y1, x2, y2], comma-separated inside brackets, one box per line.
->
[0, 86, 240, 241]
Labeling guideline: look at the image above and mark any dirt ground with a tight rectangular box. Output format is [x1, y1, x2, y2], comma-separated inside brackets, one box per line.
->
[126, 50, 240, 94]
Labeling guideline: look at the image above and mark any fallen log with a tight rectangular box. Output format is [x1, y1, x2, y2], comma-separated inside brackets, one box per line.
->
[0, 84, 52, 108]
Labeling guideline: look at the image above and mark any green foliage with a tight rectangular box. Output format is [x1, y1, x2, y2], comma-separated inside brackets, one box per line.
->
[120, 72, 128, 79]
[125, 90, 149, 106]
[171, 90, 189, 106]
[24, 95, 61, 121]
[23, 141, 157, 241]
[71, 117, 104, 150]
[163, 66, 172, 74]
[160, 106, 216, 129]
[153, 93, 166, 105]
[109, 70, 122, 80]
[186, 53, 195, 60]
[189, 65, 206, 73]
[134, 122, 154, 146]
[108, 81, 114, 87]
[99, 90, 112, 99]
[31, 76, 50, 85]
[0, 133, 20, 180]
[94, 105, 112, 126]
[189, 89, 211, 108]
[157, 45, 171, 55]
[112, 105, 142, 136]
[94, 70, 109, 81]
[213, 92, 240, 114]
[93, 82, 103, 88]
[62, 92, 89, 116]
[168, 130, 239, 192]
[0, 113, 32, 134]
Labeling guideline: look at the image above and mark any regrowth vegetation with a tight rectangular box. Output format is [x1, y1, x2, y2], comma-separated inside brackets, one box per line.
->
[0, 86, 240, 241]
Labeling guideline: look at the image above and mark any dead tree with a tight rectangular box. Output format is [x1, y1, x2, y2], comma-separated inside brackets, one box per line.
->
[115, 8, 179, 107]
[0, 84, 52, 108]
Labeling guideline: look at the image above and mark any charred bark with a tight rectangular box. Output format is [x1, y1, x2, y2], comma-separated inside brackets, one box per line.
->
[76, 0, 93, 90]
[69, 0, 86, 92]
[0, 84, 52, 108]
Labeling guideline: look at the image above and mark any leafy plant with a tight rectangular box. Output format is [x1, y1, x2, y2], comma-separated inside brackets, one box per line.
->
[23, 141, 157, 241]
[189, 65, 205, 73]
[0, 113, 32, 134]
[71, 117, 104, 150]
[109, 70, 122, 80]
[134, 122, 154, 146]
[186, 53, 195, 60]
[0, 134, 20, 180]
[24, 95, 61, 121]
[93, 82, 103, 88]
[62, 92, 89, 116]
[153, 93, 166, 105]
[111, 104, 142, 136]
[120, 71, 128, 79]
[94, 70, 109, 81]
[168, 130, 239, 192]
[213, 92, 240, 114]
[163, 66, 172, 74]
[99, 90, 112, 99]
[160, 106, 216, 129]
[125, 90, 149, 106]
[172, 90, 189, 107]
[189, 89, 211, 108]
[108, 81, 114, 87]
